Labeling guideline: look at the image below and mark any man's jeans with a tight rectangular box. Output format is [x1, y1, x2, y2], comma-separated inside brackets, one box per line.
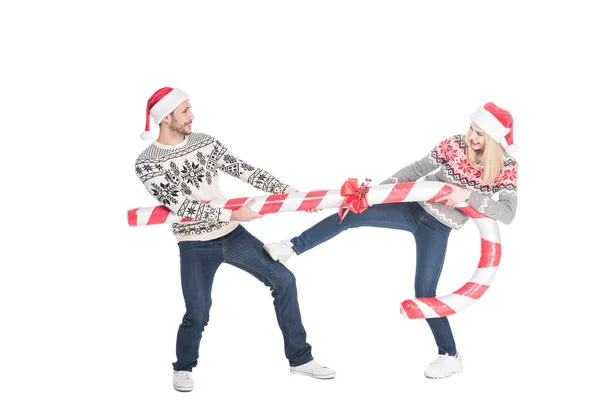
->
[291, 202, 457, 356]
[173, 225, 313, 371]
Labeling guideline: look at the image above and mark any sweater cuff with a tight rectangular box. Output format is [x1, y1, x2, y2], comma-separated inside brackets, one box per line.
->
[219, 208, 232, 222]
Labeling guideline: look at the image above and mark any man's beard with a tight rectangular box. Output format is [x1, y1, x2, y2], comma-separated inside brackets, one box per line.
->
[169, 119, 190, 136]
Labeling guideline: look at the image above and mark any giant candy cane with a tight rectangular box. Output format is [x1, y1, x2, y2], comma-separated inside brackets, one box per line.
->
[128, 180, 501, 319]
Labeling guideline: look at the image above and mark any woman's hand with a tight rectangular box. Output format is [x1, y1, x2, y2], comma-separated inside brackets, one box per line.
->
[437, 185, 471, 207]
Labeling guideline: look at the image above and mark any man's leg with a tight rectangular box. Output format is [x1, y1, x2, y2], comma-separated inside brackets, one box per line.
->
[223, 227, 319, 366]
[173, 240, 224, 373]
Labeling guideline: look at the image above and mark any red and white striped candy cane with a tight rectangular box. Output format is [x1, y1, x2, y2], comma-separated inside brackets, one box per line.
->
[399, 201, 500, 319]
[127, 180, 501, 319]
[127, 181, 450, 226]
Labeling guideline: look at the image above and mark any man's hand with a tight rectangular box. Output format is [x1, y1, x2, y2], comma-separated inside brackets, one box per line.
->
[436, 185, 472, 207]
[231, 199, 264, 221]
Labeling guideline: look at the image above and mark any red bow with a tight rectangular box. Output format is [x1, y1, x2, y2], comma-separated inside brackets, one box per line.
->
[338, 178, 372, 222]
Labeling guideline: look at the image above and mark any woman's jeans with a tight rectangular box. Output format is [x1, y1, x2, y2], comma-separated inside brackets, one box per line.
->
[173, 225, 313, 371]
[291, 202, 457, 356]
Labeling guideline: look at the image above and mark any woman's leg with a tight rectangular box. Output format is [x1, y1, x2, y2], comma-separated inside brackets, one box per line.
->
[291, 203, 419, 255]
[412, 210, 456, 356]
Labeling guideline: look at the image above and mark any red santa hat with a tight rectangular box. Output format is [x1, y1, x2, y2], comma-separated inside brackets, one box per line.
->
[469, 102, 517, 153]
[140, 87, 190, 140]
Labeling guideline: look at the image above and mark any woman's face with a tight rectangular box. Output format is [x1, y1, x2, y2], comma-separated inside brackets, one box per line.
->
[467, 123, 486, 152]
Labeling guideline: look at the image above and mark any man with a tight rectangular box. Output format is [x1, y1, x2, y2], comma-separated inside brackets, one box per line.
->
[134, 87, 335, 392]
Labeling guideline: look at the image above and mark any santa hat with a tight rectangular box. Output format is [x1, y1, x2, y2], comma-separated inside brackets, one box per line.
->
[140, 87, 190, 140]
[469, 102, 517, 153]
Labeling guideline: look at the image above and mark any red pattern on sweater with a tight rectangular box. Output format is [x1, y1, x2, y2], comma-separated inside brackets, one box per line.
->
[433, 135, 518, 192]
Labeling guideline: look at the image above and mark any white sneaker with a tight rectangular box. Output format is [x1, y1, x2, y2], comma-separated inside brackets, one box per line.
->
[173, 370, 194, 392]
[424, 353, 463, 379]
[263, 239, 295, 264]
[290, 360, 336, 379]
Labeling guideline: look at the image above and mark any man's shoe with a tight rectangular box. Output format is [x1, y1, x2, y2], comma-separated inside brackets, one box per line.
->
[290, 360, 336, 379]
[424, 353, 463, 379]
[173, 370, 194, 392]
[263, 239, 295, 264]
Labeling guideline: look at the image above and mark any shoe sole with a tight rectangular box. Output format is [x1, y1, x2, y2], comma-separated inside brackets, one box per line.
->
[424, 370, 463, 379]
[174, 386, 194, 392]
[290, 370, 336, 379]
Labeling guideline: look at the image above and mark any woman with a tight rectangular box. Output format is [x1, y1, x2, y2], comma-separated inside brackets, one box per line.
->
[263, 102, 518, 379]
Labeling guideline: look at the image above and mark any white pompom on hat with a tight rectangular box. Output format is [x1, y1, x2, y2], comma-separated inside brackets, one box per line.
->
[469, 102, 517, 153]
[140, 87, 190, 140]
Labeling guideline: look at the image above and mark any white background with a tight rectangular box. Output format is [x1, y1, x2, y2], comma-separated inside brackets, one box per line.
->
[1, 1, 598, 399]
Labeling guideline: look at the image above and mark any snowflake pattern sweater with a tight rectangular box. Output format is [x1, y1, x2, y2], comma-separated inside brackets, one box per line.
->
[135, 132, 296, 241]
[380, 135, 518, 229]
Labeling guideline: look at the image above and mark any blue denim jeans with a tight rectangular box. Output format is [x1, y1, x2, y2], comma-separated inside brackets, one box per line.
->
[173, 225, 313, 371]
[291, 202, 457, 356]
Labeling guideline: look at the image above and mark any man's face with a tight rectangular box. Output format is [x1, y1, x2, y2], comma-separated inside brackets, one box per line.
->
[168, 100, 194, 135]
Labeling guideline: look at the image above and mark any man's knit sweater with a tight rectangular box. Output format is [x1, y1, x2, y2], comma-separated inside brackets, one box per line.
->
[380, 135, 518, 229]
[135, 132, 296, 241]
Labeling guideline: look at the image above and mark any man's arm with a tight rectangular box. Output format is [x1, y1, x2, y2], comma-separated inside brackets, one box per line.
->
[214, 140, 297, 194]
[136, 161, 233, 224]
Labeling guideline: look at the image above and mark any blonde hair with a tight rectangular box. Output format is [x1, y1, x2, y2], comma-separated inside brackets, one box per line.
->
[464, 132, 507, 185]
